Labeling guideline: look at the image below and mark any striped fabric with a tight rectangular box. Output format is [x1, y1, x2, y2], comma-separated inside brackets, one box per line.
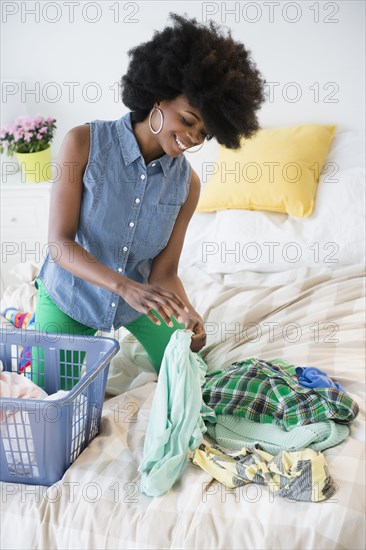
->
[202, 358, 359, 430]
[206, 415, 350, 454]
[191, 441, 337, 502]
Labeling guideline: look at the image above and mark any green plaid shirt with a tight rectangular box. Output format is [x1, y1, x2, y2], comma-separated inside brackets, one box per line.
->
[202, 359, 359, 431]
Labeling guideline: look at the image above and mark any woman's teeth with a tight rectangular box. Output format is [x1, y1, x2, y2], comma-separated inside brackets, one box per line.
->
[175, 134, 188, 150]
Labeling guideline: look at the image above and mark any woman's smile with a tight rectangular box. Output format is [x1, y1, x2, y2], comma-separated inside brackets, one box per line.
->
[174, 133, 186, 151]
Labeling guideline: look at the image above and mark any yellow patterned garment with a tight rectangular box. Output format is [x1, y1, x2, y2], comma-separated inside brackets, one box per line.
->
[191, 441, 337, 502]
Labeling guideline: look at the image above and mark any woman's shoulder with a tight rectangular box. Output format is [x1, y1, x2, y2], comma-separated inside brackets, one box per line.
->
[68, 124, 90, 143]
[63, 124, 91, 170]
[59, 124, 90, 175]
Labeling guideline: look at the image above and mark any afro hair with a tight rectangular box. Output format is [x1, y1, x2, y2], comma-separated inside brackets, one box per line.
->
[120, 12, 267, 150]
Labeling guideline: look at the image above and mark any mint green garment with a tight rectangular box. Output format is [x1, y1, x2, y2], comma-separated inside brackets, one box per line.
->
[206, 414, 349, 455]
[138, 329, 216, 497]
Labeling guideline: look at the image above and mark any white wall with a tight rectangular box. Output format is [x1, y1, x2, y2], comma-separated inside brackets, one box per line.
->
[1, 0, 365, 176]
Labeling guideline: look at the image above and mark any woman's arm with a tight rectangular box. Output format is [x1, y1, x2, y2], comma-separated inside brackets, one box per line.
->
[148, 169, 207, 350]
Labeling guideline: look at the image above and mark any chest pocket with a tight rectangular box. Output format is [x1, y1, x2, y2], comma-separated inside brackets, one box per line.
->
[144, 203, 181, 248]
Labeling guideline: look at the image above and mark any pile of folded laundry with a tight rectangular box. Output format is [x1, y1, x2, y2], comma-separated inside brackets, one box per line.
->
[139, 330, 359, 502]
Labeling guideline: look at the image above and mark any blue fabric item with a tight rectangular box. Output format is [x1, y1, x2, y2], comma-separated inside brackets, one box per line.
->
[295, 366, 347, 394]
[138, 329, 216, 497]
[37, 111, 192, 331]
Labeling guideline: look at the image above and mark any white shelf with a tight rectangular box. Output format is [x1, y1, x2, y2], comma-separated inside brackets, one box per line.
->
[0, 162, 53, 295]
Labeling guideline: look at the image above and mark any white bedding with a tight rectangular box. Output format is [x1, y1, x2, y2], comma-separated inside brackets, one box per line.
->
[181, 129, 365, 274]
[1, 262, 365, 550]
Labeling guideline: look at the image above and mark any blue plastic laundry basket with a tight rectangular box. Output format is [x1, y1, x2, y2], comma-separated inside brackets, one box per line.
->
[0, 327, 120, 486]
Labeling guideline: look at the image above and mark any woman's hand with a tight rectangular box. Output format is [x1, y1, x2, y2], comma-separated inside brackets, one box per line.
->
[119, 278, 189, 327]
[181, 310, 207, 353]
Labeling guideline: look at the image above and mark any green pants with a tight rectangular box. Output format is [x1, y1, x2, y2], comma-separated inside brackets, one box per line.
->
[32, 278, 197, 390]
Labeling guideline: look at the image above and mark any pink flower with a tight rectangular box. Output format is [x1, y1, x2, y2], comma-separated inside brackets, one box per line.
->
[2, 114, 55, 151]
[14, 128, 25, 140]
[16, 115, 32, 127]
[34, 115, 45, 127]
[23, 119, 35, 131]
[15, 116, 27, 125]
[7, 124, 17, 135]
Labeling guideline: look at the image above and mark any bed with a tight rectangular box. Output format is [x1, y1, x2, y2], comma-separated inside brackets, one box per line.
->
[0, 129, 365, 550]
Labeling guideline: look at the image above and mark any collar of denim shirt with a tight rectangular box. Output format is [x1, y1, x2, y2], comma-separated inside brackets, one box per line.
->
[117, 111, 175, 177]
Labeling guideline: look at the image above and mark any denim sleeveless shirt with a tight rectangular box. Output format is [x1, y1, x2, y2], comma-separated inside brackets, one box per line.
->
[37, 111, 192, 331]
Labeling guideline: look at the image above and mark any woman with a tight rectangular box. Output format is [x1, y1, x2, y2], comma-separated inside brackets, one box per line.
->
[34, 13, 266, 377]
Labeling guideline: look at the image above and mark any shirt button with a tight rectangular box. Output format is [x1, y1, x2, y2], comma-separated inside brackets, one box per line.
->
[129, 222, 135, 227]
[152, 163, 156, 167]
[122, 246, 128, 252]
[117, 267, 123, 272]
[135, 198, 140, 204]
[111, 303, 116, 308]
[140, 174, 146, 180]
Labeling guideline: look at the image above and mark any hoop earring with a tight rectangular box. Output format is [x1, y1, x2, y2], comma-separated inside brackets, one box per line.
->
[185, 141, 205, 153]
[148, 106, 164, 134]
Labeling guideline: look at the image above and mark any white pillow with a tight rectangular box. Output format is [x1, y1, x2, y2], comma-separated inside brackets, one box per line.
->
[181, 130, 365, 274]
[324, 129, 365, 172]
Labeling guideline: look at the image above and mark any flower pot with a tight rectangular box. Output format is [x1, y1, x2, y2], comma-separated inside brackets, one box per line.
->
[15, 146, 52, 183]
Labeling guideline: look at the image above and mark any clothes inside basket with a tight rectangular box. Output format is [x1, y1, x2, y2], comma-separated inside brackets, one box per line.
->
[0, 381, 89, 477]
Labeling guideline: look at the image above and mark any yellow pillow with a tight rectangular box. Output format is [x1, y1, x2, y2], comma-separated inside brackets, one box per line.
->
[197, 124, 337, 217]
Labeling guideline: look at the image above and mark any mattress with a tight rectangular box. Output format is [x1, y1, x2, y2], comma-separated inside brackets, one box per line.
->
[1, 262, 365, 550]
